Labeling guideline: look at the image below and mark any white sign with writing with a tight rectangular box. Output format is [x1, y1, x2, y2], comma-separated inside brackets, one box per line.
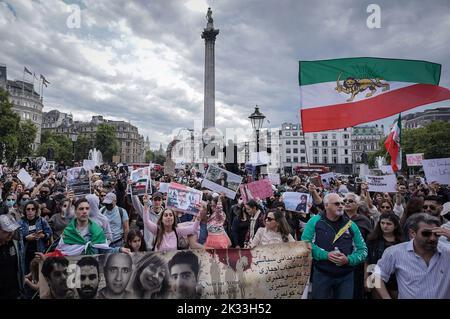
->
[83, 160, 96, 171]
[422, 158, 450, 185]
[249, 152, 269, 166]
[367, 174, 398, 193]
[406, 153, 424, 166]
[268, 173, 281, 185]
[17, 168, 33, 187]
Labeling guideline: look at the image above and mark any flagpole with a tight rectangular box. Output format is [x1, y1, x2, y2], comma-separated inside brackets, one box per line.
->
[22, 67, 25, 95]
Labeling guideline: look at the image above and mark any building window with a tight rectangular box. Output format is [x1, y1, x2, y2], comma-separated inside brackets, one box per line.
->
[345, 158, 349, 164]
[322, 134, 328, 139]
[301, 157, 306, 163]
[332, 149, 337, 155]
[313, 134, 318, 139]
[333, 157, 338, 164]
[286, 148, 291, 154]
[344, 134, 349, 139]
[293, 157, 298, 163]
[323, 157, 328, 164]
[293, 148, 298, 153]
[332, 134, 337, 139]
[322, 141, 328, 147]
[312, 141, 318, 147]
[313, 149, 318, 155]
[331, 140, 337, 146]
[301, 149, 305, 153]
[300, 140, 305, 145]
[345, 149, 348, 155]
[344, 141, 348, 146]
[285, 132, 291, 136]
[293, 132, 298, 136]
[286, 140, 291, 145]
[293, 140, 298, 145]
[322, 149, 328, 155]
[286, 157, 291, 163]
[313, 157, 319, 163]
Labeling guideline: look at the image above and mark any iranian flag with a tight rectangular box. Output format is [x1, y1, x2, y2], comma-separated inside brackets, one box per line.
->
[385, 114, 402, 172]
[299, 57, 450, 132]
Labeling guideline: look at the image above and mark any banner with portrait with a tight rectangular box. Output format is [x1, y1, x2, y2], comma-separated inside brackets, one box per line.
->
[130, 166, 152, 196]
[282, 192, 311, 213]
[201, 165, 243, 199]
[39, 241, 311, 299]
[166, 182, 203, 215]
[67, 167, 91, 196]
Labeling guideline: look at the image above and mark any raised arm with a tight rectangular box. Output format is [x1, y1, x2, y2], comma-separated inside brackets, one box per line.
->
[142, 194, 157, 234]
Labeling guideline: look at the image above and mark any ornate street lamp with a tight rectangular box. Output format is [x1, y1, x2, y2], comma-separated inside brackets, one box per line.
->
[249, 105, 266, 179]
[70, 129, 78, 166]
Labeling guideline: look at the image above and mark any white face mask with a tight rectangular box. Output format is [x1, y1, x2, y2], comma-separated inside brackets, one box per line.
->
[238, 199, 243, 205]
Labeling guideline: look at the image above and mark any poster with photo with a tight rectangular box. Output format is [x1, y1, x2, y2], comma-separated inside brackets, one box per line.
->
[39, 242, 311, 299]
[201, 165, 243, 199]
[165, 182, 203, 215]
[130, 166, 152, 196]
[67, 167, 91, 196]
[240, 179, 274, 204]
[282, 192, 311, 213]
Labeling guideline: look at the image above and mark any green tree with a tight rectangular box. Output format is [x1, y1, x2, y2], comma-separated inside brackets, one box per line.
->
[0, 88, 20, 165]
[37, 131, 73, 163]
[17, 120, 38, 159]
[145, 149, 166, 165]
[95, 123, 118, 162]
[145, 149, 154, 162]
[75, 135, 94, 161]
[368, 120, 450, 171]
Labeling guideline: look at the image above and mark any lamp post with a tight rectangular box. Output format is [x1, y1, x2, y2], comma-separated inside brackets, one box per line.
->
[249, 105, 265, 180]
[70, 129, 78, 167]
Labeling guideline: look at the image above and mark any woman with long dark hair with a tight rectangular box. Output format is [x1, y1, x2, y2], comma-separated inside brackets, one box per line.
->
[130, 254, 170, 299]
[364, 212, 403, 299]
[247, 209, 295, 248]
[125, 228, 147, 252]
[231, 203, 250, 248]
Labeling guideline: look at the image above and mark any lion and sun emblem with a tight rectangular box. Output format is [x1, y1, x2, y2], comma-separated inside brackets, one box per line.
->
[335, 72, 390, 102]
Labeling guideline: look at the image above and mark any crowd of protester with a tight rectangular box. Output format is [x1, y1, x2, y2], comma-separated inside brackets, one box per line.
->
[0, 159, 449, 299]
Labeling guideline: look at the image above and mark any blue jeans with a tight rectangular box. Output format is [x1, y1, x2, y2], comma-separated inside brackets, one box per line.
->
[311, 267, 354, 299]
[198, 223, 208, 244]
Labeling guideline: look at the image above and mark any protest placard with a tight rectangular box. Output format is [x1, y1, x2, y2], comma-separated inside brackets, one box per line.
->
[366, 174, 398, 193]
[166, 182, 203, 215]
[283, 192, 310, 213]
[130, 166, 151, 196]
[406, 153, 424, 167]
[240, 179, 274, 204]
[268, 173, 281, 185]
[39, 241, 311, 299]
[201, 165, 243, 199]
[380, 165, 394, 174]
[17, 168, 33, 187]
[422, 158, 450, 185]
[320, 172, 336, 188]
[67, 167, 91, 196]
[83, 160, 96, 171]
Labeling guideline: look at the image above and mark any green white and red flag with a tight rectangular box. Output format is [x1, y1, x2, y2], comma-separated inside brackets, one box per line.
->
[299, 57, 450, 132]
[384, 114, 402, 173]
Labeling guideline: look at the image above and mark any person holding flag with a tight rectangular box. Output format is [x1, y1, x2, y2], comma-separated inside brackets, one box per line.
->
[385, 114, 402, 173]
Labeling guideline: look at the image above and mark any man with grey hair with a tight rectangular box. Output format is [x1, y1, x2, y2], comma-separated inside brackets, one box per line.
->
[343, 193, 372, 299]
[302, 193, 367, 299]
[375, 213, 450, 299]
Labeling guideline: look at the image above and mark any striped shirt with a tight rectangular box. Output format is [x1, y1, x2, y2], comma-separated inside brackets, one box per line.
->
[375, 239, 450, 299]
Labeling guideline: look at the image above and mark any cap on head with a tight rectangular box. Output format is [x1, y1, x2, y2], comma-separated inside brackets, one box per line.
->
[102, 192, 117, 204]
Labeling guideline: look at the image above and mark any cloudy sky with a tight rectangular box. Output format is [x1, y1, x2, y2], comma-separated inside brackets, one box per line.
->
[1, 0, 449, 149]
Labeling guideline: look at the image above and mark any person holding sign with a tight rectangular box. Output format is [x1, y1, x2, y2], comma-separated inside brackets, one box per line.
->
[301, 193, 367, 299]
[142, 194, 204, 252]
[204, 193, 231, 249]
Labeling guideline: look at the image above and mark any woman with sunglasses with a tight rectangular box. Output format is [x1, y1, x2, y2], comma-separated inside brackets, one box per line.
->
[19, 200, 53, 273]
[364, 212, 403, 299]
[246, 209, 295, 248]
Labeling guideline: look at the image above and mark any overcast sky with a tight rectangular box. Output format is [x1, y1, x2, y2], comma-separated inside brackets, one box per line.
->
[1, 0, 449, 149]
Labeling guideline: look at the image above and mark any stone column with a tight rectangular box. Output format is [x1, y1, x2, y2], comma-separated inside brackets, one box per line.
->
[201, 8, 219, 131]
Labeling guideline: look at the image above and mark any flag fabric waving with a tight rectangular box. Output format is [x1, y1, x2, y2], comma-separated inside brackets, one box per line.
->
[385, 114, 402, 173]
[40, 74, 50, 87]
[24, 66, 32, 75]
[299, 57, 450, 132]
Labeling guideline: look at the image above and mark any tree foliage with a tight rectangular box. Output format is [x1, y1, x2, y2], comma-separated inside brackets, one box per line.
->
[37, 131, 74, 163]
[368, 120, 450, 171]
[95, 123, 118, 162]
[145, 149, 166, 165]
[17, 120, 38, 159]
[75, 135, 94, 161]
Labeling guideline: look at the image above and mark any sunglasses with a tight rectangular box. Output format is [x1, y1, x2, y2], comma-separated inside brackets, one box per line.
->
[343, 199, 355, 204]
[421, 230, 440, 238]
[331, 202, 344, 206]
[265, 217, 275, 222]
[423, 205, 437, 210]
[153, 198, 162, 201]
[26, 207, 36, 211]
[381, 206, 391, 209]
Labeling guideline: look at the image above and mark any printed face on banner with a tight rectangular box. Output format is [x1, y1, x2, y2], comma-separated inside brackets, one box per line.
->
[201, 165, 243, 199]
[67, 167, 91, 196]
[166, 182, 202, 215]
[283, 192, 310, 213]
[39, 242, 312, 299]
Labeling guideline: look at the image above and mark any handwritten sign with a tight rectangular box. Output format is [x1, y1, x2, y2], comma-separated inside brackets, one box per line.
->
[17, 168, 33, 188]
[406, 153, 424, 166]
[240, 179, 274, 204]
[422, 158, 450, 185]
[39, 242, 311, 299]
[366, 175, 397, 193]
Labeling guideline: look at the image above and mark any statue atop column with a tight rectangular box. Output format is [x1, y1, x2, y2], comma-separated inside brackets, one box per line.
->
[206, 7, 214, 29]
